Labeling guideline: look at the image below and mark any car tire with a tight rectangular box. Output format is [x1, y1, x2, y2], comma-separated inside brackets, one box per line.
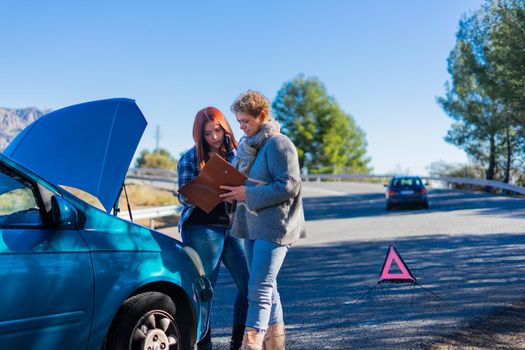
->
[423, 201, 429, 209]
[106, 292, 188, 350]
[386, 203, 393, 211]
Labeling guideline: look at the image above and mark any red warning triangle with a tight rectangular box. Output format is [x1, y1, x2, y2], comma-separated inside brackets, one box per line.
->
[379, 245, 416, 283]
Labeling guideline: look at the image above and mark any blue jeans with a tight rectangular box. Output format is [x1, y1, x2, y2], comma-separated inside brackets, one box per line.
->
[244, 239, 289, 331]
[181, 224, 249, 325]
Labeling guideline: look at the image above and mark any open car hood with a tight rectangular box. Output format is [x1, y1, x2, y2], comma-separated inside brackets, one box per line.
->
[4, 98, 147, 212]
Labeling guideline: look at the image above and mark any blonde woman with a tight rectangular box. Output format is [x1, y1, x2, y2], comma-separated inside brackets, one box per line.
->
[221, 91, 306, 350]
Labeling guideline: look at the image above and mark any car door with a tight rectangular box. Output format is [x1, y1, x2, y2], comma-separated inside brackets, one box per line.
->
[0, 164, 94, 349]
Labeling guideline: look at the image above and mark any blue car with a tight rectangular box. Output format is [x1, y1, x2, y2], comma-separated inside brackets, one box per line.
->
[385, 175, 429, 210]
[0, 99, 212, 350]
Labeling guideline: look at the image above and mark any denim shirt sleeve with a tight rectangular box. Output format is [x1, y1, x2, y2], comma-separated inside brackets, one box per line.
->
[177, 147, 199, 207]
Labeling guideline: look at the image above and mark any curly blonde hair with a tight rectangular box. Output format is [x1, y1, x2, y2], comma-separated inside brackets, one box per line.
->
[231, 90, 270, 122]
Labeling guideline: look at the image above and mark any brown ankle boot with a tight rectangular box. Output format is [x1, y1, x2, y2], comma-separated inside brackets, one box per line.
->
[240, 327, 265, 350]
[262, 323, 285, 350]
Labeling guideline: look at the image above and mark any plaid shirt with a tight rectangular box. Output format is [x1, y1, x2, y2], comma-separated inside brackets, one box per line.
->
[177, 146, 235, 232]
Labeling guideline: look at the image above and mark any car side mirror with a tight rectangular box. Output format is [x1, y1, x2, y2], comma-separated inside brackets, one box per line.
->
[51, 195, 77, 227]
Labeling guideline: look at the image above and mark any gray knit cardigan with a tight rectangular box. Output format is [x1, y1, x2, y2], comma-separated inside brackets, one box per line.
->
[230, 134, 306, 246]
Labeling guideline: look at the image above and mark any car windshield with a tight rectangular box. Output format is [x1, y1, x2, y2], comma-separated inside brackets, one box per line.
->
[390, 178, 422, 188]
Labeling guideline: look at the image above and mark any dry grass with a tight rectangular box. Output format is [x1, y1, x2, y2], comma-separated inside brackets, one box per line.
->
[61, 183, 177, 210]
[118, 183, 177, 208]
[61, 183, 179, 229]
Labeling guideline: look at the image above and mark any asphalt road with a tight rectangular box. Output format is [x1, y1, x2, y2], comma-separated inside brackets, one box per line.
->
[163, 182, 525, 349]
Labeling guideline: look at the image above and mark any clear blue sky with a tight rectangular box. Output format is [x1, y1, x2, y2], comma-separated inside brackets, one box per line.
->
[1, 0, 484, 175]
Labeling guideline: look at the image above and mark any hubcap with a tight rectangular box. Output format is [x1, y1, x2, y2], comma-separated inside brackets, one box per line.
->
[144, 329, 168, 350]
[130, 310, 180, 350]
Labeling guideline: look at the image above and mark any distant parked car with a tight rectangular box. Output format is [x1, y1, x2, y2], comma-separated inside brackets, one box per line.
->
[0, 99, 212, 350]
[385, 175, 429, 210]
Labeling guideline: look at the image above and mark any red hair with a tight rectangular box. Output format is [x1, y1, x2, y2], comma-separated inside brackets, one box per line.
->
[193, 106, 238, 169]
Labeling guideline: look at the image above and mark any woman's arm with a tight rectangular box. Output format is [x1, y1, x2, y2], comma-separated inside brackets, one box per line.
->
[177, 148, 199, 207]
[221, 136, 301, 211]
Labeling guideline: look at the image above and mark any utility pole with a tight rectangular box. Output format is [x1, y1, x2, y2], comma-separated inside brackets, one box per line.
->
[154, 125, 161, 152]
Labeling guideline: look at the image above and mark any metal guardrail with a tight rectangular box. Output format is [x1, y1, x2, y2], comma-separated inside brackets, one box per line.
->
[423, 175, 525, 195]
[127, 168, 525, 195]
[124, 170, 525, 228]
[117, 205, 181, 229]
[301, 173, 525, 195]
[127, 168, 177, 178]
[126, 168, 177, 191]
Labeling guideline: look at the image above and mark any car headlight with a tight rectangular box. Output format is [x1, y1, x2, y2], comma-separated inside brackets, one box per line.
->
[183, 246, 205, 277]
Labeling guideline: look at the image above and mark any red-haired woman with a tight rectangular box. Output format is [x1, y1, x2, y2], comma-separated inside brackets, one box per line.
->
[178, 106, 249, 350]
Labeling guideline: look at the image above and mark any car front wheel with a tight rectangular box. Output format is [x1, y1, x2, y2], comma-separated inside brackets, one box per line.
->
[107, 292, 186, 350]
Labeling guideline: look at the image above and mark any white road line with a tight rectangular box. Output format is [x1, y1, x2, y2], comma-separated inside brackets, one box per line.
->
[303, 185, 371, 201]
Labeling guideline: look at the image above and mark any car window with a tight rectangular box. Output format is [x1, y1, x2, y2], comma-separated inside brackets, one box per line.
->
[0, 167, 43, 228]
[391, 178, 422, 187]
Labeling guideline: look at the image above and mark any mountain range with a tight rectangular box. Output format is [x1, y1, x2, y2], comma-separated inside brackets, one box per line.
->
[0, 107, 48, 151]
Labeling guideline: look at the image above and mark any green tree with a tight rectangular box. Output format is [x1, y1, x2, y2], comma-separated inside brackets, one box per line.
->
[486, 0, 525, 181]
[273, 75, 370, 174]
[438, 1, 525, 183]
[487, 0, 525, 119]
[135, 148, 178, 170]
[437, 6, 509, 181]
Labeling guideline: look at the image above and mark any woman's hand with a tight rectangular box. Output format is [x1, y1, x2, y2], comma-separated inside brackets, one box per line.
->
[220, 185, 246, 201]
